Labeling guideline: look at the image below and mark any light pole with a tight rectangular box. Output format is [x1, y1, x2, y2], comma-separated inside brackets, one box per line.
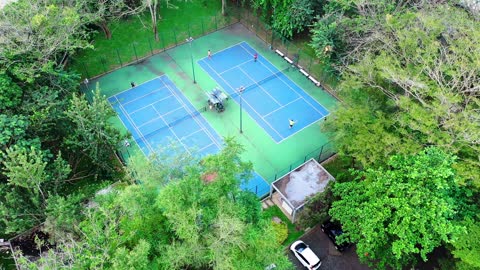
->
[238, 86, 245, 133]
[186, 37, 196, 84]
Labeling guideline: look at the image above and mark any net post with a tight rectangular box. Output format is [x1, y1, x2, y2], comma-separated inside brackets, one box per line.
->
[115, 49, 123, 66]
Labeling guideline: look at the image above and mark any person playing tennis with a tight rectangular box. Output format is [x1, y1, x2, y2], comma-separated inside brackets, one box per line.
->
[289, 119, 296, 129]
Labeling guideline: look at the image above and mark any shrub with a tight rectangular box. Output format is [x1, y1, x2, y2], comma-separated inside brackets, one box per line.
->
[271, 219, 288, 244]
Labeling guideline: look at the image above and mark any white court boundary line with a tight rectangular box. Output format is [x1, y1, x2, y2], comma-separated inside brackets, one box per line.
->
[159, 77, 223, 151]
[238, 66, 283, 106]
[237, 42, 330, 143]
[107, 75, 165, 98]
[121, 86, 165, 106]
[109, 75, 221, 157]
[137, 106, 183, 129]
[128, 93, 174, 115]
[239, 42, 329, 117]
[151, 105, 191, 155]
[199, 58, 285, 141]
[112, 95, 156, 154]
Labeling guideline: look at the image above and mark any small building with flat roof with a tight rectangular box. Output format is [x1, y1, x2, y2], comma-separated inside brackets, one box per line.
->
[269, 158, 335, 223]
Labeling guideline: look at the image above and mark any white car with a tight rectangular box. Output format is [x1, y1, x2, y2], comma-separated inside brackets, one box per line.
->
[290, 240, 322, 270]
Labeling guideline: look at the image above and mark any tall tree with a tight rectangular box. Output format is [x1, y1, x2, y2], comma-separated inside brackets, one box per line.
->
[143, 0, 160, 41]
[0, 146, 71, 233]
[0, 0, 92, 77]
[15, 139, 292, 269]
[64, 88, 125, 176]
[250, 0, 315, 38]
[330, 148, 473, 269]
[321, 4, 480, 186]
[83, 0, 143, 39]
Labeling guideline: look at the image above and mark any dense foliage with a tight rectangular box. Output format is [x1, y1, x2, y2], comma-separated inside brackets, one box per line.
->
[0, 0, 124, 235]
[309, 1, 479, 269]
[16, 139, 293, 269]
[249, 0, 315, 38]
[330, 148, 475, 269]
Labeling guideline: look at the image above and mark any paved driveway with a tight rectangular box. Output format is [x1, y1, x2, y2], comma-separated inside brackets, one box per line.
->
[287, 225, 370, 270]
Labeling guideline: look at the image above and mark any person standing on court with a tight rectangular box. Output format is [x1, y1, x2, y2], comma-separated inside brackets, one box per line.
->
[289, 119, 296, 129]
[208, 49, 212, 59]
[131, 81, 135, 88]
[254, 53, 258, 62]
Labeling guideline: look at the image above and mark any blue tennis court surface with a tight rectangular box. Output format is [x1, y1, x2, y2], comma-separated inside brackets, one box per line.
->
[198, 42, 329, 143]
[108, 75, 269, 197]
[108, 76, 222, 157]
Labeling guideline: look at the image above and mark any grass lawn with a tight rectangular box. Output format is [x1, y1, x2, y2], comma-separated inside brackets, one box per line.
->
[70, 1, 233, 78]
[263, 205, 304, 248]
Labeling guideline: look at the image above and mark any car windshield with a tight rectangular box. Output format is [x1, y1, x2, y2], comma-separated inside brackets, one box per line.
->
[296, 242, 307, 252]
[332, 229, 343, 236]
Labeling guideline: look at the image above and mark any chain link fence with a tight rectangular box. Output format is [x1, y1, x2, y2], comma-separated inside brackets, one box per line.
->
[236, 7, 340, 100]
[72, 10, 241, 80]
[268, 141, 336, 182]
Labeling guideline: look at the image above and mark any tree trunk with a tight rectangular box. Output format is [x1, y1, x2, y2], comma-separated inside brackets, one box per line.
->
[99, 21, 112, 39]
[153, 23, 158, 41]
[221, 0, 226, 16]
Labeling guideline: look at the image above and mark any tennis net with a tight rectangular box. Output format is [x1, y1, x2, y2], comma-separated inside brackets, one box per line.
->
[229, 67, 292, 98]
[133, 106, 207, 142]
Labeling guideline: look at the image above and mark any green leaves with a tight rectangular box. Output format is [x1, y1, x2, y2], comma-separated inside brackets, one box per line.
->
[0, 72, 22, 111]
[330, 148, 467, 269]
[64, 88, 125, 175]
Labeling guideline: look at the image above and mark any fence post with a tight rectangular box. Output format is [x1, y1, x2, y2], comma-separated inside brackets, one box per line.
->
[271, 30, 274, 48]
[82, 62, 90, 78]
[318, 145, 324, 162]
[101, 57, 107, 73]
[201, 17, 204, 34]
[132, 43, 139, 62]
[173, 28, 177, 46]
[214, 14, 218, 30]
[116, 49, 123, 66]
[160, 32, 165, 51]
[148, 38, 154, 55]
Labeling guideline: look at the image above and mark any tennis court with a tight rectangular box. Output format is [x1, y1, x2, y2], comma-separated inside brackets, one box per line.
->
[107, 74, 270, 197]
[198, 42, 329, 143]
[108, 75, 222, 157]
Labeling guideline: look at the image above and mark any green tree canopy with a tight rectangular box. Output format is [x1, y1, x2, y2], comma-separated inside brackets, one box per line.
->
[321, 4, 480, 186]
[16, 139, 292, 269]
[330, 147, 473, 269]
